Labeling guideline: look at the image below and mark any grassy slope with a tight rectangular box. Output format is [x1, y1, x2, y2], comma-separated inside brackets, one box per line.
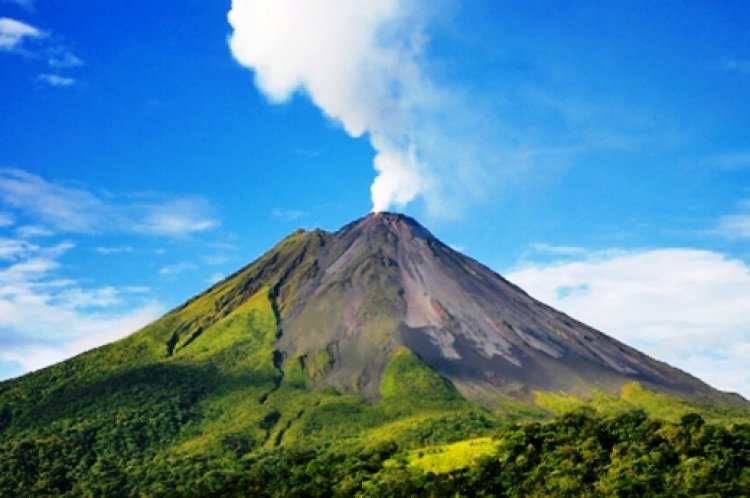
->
[402, 381, 750, 478]
[407, 436, 499, 474]
[535, 381, 750, 425]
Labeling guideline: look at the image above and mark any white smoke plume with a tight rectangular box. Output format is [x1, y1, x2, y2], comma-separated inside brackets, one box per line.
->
[228, 0, 472, 214]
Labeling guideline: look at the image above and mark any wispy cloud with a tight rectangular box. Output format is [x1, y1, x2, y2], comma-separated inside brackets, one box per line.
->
[0, 17, 43, 51]
[2, 0, 35, 11]
[133, 198, 218, 237]
[48, 51, 83, 69]
[0, 169, 219, 237]
[36, 73, 75, 87]
[0, 238, 162, 375]
[528, 243, 587, 256]
[513, 243, 617, 268]
[94, 246, 133, 255]
[715, 200, 750, 240]
[506, 248, 750, 397]
[271, 208, 308, 221]
[716, 215, 750, 239]
[0, 169, 100, 231]
[0, 16, 82, 85]
[158, 261, 198, 276]
[0, 237, 37, 260]
[15, 225, 54, 238]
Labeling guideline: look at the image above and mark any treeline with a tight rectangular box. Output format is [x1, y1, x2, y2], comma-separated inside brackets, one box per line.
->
[1, 409, 748, 497]
[212, 410, 750, 497]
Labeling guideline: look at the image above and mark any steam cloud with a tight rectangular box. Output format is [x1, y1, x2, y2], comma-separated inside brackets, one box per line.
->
[228, 0, 472, 214]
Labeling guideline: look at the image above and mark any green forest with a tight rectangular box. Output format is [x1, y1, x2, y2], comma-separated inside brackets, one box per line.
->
[1, 405, 748, 497]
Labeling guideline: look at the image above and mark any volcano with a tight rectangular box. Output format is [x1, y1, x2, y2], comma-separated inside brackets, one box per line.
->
[154, 212, 733, 406]
[1, 212, 747, 496]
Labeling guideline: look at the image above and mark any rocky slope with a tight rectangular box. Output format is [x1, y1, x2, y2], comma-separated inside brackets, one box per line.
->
[159, 212, 742, 407]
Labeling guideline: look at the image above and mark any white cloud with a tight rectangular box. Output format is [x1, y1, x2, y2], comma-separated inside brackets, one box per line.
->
[228, 0, 497, 217]
[48, 51, 83, 69]
[53, 286, 121, 309]
[528, 243, 587, 256]
[506, 248, 750, 398]
[0, 169, 101, 231]
[133, 198, 217, 237]
[228, 0, 417, 212]
[158, 262, 198, 276]
[0, 16, 82, 86]
[0, 17, 42, 51]
[229, 0, 404, 134]
[0, 237, 37, 260]
[37, 73, 75, 87]
[15, 225, 54, 238]
[0, 305, 161, 373]
[715, 200, 750, 240]
[94, 246, 133, 255]
[0, 169, 218, 237]
[0, 239, 162, 376]
[717, 215, 750, 240]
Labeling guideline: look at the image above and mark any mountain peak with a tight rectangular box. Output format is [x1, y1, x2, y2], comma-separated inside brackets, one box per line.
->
[236, 213, 732, 405]
[339, 211, 436, 244]
[363, 211, 419, 224]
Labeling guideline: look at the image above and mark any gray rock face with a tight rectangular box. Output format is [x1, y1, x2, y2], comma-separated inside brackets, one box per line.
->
[260, 213, 735, 405]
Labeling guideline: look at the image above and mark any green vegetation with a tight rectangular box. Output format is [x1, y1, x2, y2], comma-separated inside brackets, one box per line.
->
[6, 408, 735, 497]
[380, 348, 459, 405]
[407, 436, 499, 474]
[3, 337, 749, 498]
[214, 410, 750, 497]
[536, 381, 750, 425]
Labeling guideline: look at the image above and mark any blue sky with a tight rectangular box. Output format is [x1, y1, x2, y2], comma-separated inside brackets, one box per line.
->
[1, 0, 749, 396]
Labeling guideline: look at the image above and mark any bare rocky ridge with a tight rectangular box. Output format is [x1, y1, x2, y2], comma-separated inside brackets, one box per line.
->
[258, 212, 741, 406]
